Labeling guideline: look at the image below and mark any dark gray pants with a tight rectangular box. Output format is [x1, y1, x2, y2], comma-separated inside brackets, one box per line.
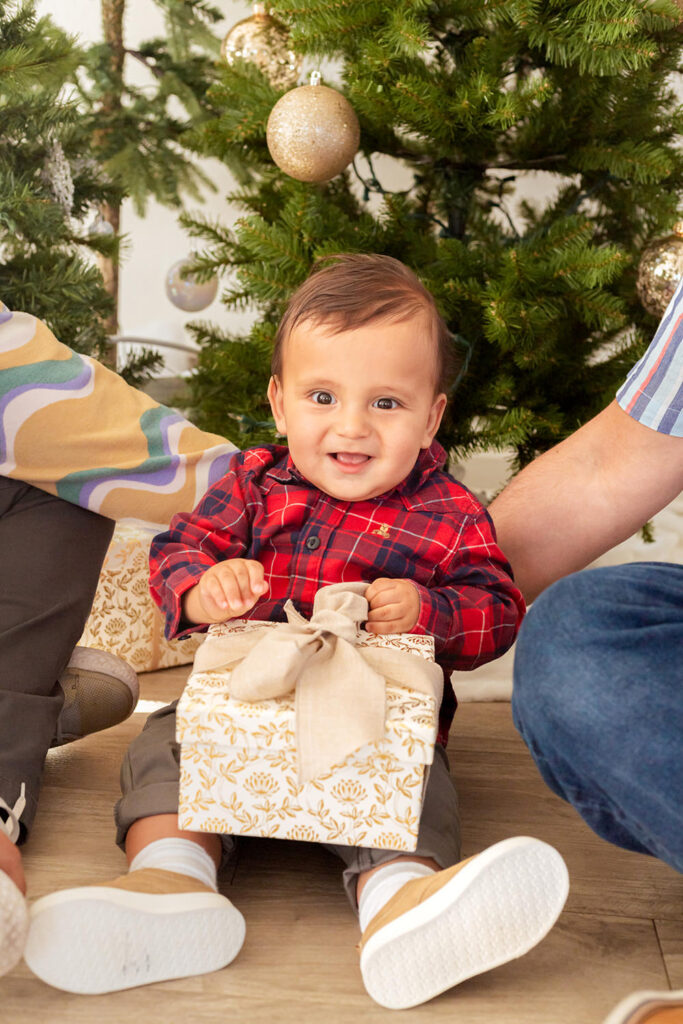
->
[0, 478, 113, 839]
[116, 701, 462, 908]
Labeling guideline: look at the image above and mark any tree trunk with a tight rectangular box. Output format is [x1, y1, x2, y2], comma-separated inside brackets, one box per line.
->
[97, 0, 125, 367]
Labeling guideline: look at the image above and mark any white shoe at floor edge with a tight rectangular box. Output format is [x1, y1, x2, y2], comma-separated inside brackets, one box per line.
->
[0, 871, 29, 977]
[601, 989, 683, 1024]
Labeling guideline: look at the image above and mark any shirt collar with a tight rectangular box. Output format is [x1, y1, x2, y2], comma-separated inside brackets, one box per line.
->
[400, 440, 448, 494]
[264, 446, 303, 484]
[264, 440, 447, 498]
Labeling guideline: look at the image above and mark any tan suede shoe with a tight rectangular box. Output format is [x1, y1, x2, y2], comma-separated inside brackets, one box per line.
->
[602, 991, 683, 1024]
[359, 836, 569, 1009]
[24, 868, 245, 994]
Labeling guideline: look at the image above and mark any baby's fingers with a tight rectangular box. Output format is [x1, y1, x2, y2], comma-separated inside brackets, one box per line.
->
[366, 580, 419, 634]
[218, 562, 259, 612]
[366, 578, 399, 609]
[199, 572, 232, 616]
[245, 560, 269, 601]
[366, 601, 404, 631]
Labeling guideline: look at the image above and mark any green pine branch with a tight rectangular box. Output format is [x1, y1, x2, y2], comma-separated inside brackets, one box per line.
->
[122, 0, 683, 467]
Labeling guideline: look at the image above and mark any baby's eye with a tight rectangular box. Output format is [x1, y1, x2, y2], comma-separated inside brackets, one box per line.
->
[310, 390, 335, 405]
[373, 397, 400, 410]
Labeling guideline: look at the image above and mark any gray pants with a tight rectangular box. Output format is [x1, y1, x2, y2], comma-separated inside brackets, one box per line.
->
[0, 478, 113, 839]
[116, 701, 462, 907]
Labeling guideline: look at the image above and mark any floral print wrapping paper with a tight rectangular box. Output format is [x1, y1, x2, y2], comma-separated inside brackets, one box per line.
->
[177, 621, 438, 851]
[80, 524, 202, 673]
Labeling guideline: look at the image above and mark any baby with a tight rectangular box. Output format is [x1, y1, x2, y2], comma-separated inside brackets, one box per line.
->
[25, 254, 568, 1008]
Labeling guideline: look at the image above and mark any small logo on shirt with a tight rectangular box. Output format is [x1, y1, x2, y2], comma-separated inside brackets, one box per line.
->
[372, 522, 390, 539]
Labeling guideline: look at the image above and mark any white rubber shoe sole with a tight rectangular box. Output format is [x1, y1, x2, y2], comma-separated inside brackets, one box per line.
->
[0, 871, 29, 977]
[24, 884, 245, 993]
[360, 836, 569, 1010]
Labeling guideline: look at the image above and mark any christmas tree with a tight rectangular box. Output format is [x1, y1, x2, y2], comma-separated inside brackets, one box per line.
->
[71, 0, 224, 335]
[0, 0, 117, 357]
[183, 0, 683, 469]
[1, 0, 224, 378]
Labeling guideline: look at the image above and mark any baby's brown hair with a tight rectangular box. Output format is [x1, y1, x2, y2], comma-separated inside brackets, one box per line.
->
[271, 253, 456, 394]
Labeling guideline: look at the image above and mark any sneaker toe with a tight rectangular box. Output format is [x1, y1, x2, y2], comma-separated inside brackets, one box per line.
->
[53, 648, 139, 746]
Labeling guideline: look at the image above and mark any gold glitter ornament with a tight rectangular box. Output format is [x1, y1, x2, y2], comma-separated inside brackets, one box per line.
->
[220, 3, 301, 91]
[636, 222, 683, 317]
[266, 72, 360, 183]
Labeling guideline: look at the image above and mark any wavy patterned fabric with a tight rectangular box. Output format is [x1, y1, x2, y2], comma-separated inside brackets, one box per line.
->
[0, 305, 237, 529]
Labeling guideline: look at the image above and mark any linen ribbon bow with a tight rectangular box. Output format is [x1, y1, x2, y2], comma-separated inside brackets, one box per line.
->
[192, 581, 444, 783]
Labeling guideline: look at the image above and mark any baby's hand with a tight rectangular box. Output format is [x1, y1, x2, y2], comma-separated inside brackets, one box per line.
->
[183, 559, 268, 624]
[365, 578, 420, 634]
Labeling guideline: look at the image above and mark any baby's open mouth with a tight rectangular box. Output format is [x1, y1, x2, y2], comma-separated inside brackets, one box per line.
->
[332, 452, 371, 465]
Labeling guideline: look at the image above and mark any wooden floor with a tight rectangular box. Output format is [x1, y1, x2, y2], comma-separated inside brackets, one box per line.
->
[3, 665, 682, 1024]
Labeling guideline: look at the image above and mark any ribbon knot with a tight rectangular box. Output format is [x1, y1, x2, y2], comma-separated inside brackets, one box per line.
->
[228, 583, 370, 701]
[192, 582, 443, 783]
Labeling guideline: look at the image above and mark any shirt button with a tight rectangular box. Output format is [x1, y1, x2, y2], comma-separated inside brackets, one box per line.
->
[305, 535, 321, 551]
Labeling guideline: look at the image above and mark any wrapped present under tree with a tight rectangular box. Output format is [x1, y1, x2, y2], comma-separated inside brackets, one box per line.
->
[80, 524, 202, 674]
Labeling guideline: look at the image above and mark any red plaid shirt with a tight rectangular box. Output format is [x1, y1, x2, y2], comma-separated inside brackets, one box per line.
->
[149, 442, 525, 743]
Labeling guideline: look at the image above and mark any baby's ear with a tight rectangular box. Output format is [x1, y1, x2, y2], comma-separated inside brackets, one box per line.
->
[422, 392, 447, 447]
[267, 375, 287, 435]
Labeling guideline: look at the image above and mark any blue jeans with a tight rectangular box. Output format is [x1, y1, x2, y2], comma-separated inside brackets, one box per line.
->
[512, 562, 683, 873]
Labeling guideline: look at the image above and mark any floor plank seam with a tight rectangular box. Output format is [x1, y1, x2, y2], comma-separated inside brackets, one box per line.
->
[653, 919, 675, 990]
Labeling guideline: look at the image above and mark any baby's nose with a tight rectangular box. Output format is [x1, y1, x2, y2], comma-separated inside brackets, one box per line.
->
[335, 404, 370, 437]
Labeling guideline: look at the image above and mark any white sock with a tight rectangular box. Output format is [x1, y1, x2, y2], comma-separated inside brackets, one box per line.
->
[129, 838, 218, 892]
[358, 861, 436, 933]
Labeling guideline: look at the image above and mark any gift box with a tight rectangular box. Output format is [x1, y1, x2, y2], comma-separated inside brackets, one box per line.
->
[80, 524, 202, 673]
[177, 588, 442, 852]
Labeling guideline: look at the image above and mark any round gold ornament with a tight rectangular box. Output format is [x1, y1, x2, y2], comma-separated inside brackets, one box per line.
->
[636, 222, 683, 317]
[220, 3, 301, 91]
[266, 72, 360, 183]
[165, 259, 218, 312]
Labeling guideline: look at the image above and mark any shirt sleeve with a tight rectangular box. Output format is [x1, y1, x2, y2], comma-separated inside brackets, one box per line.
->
[0, 307, 237, 528]
[149, 457, 252, 639]
[409, 507, 525, 673]
[616, 279, 683, 437]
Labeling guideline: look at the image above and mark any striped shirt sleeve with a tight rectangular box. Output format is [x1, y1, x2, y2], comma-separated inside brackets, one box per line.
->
[616, 281, 683, 436]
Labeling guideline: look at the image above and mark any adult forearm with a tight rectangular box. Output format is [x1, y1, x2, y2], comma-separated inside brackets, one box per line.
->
[489, 447, 618, 602]
[489, 401, 683, 602]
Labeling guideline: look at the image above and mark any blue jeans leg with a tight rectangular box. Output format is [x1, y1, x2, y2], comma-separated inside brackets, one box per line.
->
[512, 562, 683, 873]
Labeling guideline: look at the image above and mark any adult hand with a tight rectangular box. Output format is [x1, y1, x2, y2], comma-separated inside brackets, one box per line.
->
[183, 559, 268, 624]
[365, 578, 420, 634]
